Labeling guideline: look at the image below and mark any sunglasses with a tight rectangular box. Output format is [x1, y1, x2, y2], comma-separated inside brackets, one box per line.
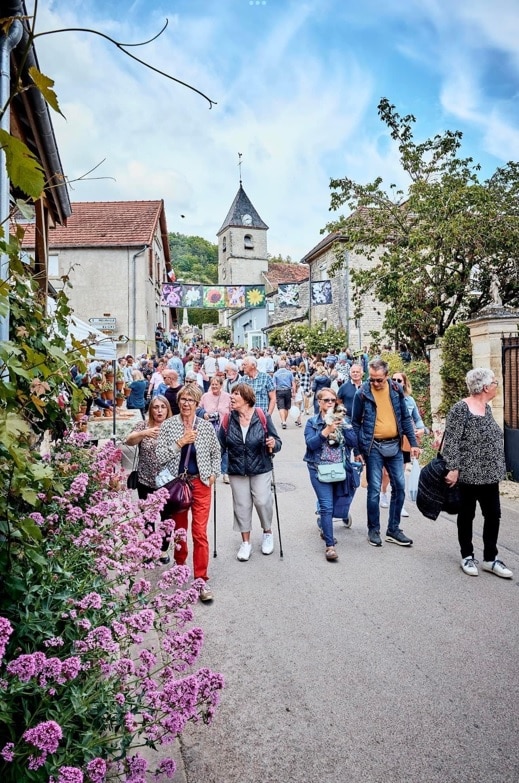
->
[320, 398, 336, 403]
[392, 377, 403, 382]
[369, 377, 387, 384]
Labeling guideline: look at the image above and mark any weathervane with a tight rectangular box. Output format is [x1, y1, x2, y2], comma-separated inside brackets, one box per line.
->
[238, 152, 243, 185]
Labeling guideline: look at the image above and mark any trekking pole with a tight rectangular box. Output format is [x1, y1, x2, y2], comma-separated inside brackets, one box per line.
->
[270, 456, 284, 559]
[213, 479, 217, 558]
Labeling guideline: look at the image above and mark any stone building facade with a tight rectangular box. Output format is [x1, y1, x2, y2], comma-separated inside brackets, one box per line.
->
[22, 201, 171, 357]
[301, 233, 386, 351]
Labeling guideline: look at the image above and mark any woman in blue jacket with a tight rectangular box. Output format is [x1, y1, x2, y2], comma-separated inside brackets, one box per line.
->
[126, 370, 147, 419]
[304, 389, 358, 561]
[311, 363, 332, 414]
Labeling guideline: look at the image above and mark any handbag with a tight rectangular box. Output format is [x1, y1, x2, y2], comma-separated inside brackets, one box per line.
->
[317, 463, 347, 483]
[162, 441, 194, 515]
[126, 445, 140, 489]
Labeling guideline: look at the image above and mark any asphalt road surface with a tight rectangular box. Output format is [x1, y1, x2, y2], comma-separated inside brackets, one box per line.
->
[178, 421, 519, 783]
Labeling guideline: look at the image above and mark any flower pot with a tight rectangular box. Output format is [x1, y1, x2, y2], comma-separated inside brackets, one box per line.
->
[116, 380, 124, 391]
[103, 408, 113, 418]
[92, 410, 102, 418]
[116, 397, 124, 407]
[104, 390, 114, 401]
[124, 387, 131, 397]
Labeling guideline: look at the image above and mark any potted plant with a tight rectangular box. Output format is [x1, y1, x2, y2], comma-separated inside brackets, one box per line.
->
[102, 382, 114, 401]
[115, 391, 125, 407]
[92, 406, 103, 418]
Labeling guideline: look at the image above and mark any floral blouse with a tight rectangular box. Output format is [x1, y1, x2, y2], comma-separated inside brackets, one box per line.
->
[442, 401, 506, 485]
[131, 421, 161, 489]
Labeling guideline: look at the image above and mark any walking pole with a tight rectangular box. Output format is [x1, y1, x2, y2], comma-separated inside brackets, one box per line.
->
[270, 456, 284, 559]
[212, 479, 217, 558]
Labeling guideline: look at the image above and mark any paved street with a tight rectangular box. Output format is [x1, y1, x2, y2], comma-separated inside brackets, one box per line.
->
[178, 422, 519, 783]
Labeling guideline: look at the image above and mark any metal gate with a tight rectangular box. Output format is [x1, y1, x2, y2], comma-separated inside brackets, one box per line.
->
[502, 335, 519, 481]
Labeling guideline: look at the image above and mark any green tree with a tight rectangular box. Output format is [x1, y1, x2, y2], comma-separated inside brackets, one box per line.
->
[325, 98, 519, 358]
[438, 323, 473, 417]
[168, 233, 218, 284]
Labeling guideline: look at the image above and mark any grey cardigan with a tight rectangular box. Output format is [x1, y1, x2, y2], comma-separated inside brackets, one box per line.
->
[156, 415, 221, 486]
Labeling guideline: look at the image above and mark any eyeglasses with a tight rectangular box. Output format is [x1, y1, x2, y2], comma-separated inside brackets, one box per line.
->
[392, 377, 403, 382]
[488, 381, 498, 387]
[369, 377, 387, 384]
[180, 399, 196, 404]
[320, 398, 336, 403]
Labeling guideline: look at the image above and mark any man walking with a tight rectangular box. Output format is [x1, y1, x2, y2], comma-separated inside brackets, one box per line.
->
[273, 359, 295, 429]
[337, 362, 364, 418]
[241, 356, 276, 415]
[351, 359, 420, 547]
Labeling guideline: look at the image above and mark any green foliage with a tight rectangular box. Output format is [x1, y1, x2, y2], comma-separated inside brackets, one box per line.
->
[325, 97, 519, 358]
[380, 352, 431, 425]
[169, 232, 218, 284]
[268, 323, 348, 354]
[212, 326, 232, 345]
[0, 129, 44, 201]
[0, 246, 91, 566]
[438, 323, 473, 417]
[185, 308, 219, 328]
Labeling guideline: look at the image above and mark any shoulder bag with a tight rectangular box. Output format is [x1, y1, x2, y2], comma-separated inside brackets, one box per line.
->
[126, 445, 140, 489]
[162, 440, 194, 515]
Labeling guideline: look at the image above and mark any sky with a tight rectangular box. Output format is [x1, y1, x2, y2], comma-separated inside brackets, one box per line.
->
[28, 0, 519, 262]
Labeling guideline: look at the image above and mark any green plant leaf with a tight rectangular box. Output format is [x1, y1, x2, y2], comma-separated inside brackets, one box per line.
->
[29, 66, 65, 117]
[0, 129, 45, 200]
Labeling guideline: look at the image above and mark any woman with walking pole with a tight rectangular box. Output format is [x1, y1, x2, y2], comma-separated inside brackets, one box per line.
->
[218, 383, 282, 561]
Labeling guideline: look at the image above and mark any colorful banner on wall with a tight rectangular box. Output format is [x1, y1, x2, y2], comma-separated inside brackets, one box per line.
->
[161, 283, 266, 309]
[310, 280, 333, 305]
[278, 283, 301, 308]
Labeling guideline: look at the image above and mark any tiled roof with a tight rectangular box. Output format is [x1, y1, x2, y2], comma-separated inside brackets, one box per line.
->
[21, 200, 168, 249]
[264, 261, 309, 291]
[217, 185, 268, 233]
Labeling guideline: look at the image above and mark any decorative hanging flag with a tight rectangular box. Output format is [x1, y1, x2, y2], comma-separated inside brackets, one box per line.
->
[278, 283, 300, 307]
[311, 280, 332, 305]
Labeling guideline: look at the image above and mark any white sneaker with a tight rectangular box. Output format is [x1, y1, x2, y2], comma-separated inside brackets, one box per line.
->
[237, 541, 252, 561]
[222, 474, 230, 484]
[380, 492, 389, 508]
[482, 559, 513, 579]
[261, 532, 274, 555]
[461, 556, 479, 576]
[400, 506, 409, 517]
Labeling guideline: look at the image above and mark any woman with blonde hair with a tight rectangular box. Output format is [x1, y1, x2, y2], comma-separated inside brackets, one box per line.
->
[125, 395, 173, 560]
[156, 385, 221, 601]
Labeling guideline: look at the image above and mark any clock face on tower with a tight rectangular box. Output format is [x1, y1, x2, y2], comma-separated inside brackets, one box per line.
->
[241, 213, 252, 226]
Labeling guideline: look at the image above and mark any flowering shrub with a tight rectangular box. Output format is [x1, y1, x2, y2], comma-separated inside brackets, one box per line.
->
[0, 437, 224, 782]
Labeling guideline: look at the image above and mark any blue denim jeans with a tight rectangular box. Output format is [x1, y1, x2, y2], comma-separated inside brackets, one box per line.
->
[308, 465, 335, 547]
[365, 447, 405, 534]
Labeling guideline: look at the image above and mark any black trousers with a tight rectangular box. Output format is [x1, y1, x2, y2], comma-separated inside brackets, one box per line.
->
[457, 482, 500, 561]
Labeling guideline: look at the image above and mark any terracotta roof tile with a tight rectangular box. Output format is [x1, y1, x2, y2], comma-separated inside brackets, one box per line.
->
[264, 261, 309, 292]
[21, 200, 167, 248]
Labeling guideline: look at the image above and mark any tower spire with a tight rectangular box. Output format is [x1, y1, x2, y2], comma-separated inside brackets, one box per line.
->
[238, 152, 243, 186]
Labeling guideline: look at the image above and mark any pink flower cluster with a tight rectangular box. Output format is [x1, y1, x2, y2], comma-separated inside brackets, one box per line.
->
[0, 616, 13, 664]
[6, 651, 82, 688]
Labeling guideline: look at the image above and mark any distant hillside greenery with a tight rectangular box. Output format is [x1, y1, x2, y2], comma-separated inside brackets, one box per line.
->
[168, 233, 219, 327]
[168, 232, 218, 284]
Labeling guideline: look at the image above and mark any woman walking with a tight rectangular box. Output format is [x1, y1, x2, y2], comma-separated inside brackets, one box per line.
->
[218, 383, 281, 561]
[442, 368, 512, 578]
[156, 385, 221, 601]
[304, 388, 358, 561]
[125, 395, 173, 562]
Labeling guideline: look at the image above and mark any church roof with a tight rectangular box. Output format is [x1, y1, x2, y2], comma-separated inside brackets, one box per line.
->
[217, 185, 269, 234]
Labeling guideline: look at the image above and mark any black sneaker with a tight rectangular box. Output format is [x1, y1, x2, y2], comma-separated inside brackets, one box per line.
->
[385, 530, 413, 547]
[368, 529, 382, 547]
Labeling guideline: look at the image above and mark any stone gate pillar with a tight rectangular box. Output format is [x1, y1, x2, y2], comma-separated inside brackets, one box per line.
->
[465, 305, 519, 429]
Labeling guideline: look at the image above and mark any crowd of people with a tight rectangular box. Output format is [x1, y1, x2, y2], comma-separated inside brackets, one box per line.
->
[76, 338, 513, 602]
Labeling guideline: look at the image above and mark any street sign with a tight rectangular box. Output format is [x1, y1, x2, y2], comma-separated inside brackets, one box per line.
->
[89, 317, 117, 326]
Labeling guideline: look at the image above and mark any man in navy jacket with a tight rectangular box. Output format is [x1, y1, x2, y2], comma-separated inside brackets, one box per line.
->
[352, 359, 420, 548]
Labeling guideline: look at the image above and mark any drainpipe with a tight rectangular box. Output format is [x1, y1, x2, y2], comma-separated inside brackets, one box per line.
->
[0, 17, 23, 346]
[131, 245, 149, 356]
